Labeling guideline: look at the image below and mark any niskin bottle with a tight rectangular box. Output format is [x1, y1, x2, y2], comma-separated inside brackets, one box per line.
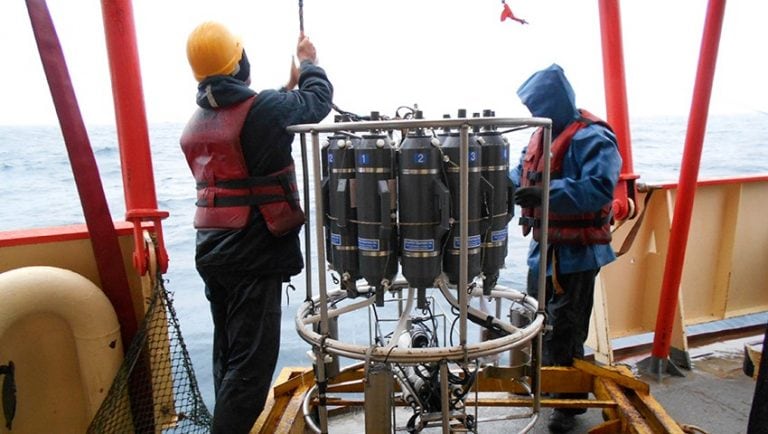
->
[441, 109, 485, 285]
[355, 111, 398, 305]
[477, 109, 515, 294]
[397, 110, 450, 308]
[325, 115, 362, 295]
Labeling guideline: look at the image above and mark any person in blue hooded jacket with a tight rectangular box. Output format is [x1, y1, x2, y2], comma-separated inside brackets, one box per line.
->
[510, 64, 621, 432]
[180, 22, 333, 433]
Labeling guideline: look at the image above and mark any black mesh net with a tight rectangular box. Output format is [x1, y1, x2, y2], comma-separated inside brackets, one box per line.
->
[87, 276, 212, 433]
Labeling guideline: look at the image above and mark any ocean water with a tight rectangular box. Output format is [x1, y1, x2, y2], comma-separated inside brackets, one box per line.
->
[1, 112, 766, 409]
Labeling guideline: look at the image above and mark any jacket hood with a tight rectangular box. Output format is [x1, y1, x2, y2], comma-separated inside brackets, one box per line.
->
[517, 64, 578, 135]
[196, 75, 256, 109]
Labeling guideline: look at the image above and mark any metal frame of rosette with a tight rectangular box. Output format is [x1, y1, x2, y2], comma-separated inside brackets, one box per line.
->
[288, 116, 552, 433]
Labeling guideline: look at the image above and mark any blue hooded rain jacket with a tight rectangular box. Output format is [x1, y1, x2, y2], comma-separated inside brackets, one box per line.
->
[510, 64, 622, 275]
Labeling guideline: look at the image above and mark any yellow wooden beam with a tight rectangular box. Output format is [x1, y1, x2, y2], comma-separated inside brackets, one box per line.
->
[275, 383, 311, 434]
[631, 390, 686, 434]
[252, 368, 305, 433]
[573, 359, 650, 394]
[480, 365, 593, 394]
[598, 377, 655, 434]
[272, 367, 313, 397]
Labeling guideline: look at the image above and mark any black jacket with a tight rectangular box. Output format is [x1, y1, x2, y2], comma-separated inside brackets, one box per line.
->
[191, 61, 333, 277]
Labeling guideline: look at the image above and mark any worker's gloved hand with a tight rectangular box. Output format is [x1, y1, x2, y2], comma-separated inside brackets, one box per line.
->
[513, 186, 543, 208]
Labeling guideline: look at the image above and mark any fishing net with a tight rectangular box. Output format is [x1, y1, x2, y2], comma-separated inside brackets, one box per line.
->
[87, 276, 212, 433]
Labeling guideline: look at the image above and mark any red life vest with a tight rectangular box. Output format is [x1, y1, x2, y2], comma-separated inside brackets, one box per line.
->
[519, 109, 614, 245]
[180, 96, 305, 234]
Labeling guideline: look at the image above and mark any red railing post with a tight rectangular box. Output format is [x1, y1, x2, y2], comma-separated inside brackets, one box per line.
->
[25, 0, 138, 341]
[100, 0, 168, 275]
[597, 0, 639, 222]
[650, 0, 727, 368]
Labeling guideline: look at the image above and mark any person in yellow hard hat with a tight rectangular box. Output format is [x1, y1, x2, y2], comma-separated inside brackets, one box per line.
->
[180, 21, 333, 434]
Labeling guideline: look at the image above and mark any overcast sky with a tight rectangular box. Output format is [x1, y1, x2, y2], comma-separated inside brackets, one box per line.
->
[1, 0, 766, 126]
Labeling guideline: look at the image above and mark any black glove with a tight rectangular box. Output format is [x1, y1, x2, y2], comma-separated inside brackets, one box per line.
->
[513, 186, 543, 208]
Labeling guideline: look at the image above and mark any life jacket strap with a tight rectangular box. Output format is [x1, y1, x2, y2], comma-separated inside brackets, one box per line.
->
[196, 193, 293, 208]
[196, 175, 281, 190]
[276, 172, 300, 210]
[518, 214, 610, 228]
[526, 171, 543, 182]
[196, 168, 300, 209]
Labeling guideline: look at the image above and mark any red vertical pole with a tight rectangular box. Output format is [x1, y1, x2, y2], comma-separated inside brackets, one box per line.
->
[25, 0, 138, 342]
[100, 0, 168, 274]
[99, 4, 162, 426]
[650, 0, 727, 360]
[597, 0, 638, 221]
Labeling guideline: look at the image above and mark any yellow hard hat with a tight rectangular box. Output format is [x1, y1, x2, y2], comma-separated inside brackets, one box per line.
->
[186, 21, 243, 82]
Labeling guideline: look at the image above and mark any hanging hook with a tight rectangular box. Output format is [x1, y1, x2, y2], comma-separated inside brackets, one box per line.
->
[285, 282, 296, 306]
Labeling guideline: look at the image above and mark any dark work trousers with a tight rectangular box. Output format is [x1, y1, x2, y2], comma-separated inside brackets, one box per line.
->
[527, 266, 599, 414]
[199, 268, 283, 434]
